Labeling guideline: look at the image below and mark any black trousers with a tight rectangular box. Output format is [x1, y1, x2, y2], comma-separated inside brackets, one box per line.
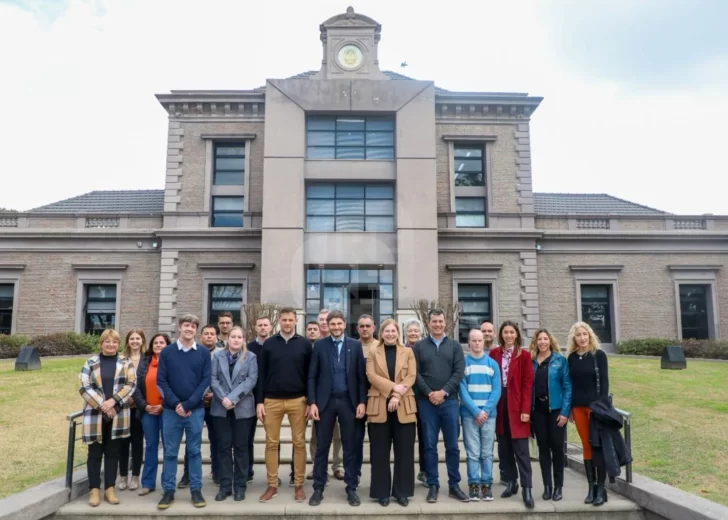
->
[415, 413, 425, 473]
[87, 419, 121, 490]
[532, 399, 565, 487]
[497, 388, 532, 488]
[369, 412, 416, 500]
[119, 412, 143, 477]
[314, 394, 357, 492]
[214, 412, 254, 493]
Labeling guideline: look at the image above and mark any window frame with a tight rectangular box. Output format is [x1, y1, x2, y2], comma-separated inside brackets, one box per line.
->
[211, 195, 245, 228]
[571, 266, 622, 350]
[83, 283, 118, 335]
[305, 183, 395, 232]
[669, 266, 721, 340]
[578, 283, 615, 344]
[0, 280, 19, 335]
[212, 142, 246, 186]
[450, 265, 501, 345]
[454, 197, 487, 228]
[453, 145, 485, 187]
[677, 284, 712, 340]
[74, 267, 124, 335]
[206, 283, 245, 326]
[305, 115, 395, 161]
[446, 139, 491, 228]
[455, 282, 493, 344]
[203, 137, 252, 219]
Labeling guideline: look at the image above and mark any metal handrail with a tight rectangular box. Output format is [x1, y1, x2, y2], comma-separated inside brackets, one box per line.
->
[65, 410, 84, 488]
[614, 407, 633, 483]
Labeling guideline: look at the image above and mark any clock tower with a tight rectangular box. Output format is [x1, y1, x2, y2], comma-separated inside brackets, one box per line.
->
[313, 6, 388, 80]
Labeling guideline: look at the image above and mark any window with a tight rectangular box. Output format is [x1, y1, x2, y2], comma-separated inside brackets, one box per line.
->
[213, 144, 245, 185]
[679, 284, 710, 339]
[211, 196, 244, 227]
[306, 184, 394, 232]
[84, 284, 117, 334]
[0, 284, 13, 335]
[455, 198, 486, 228]
[208, 284, 243, 325]
[306, 116, 394, 160]
[454, 146, 484, 186]
[457, 283, 491, 343]
[580, 284, 613, 343]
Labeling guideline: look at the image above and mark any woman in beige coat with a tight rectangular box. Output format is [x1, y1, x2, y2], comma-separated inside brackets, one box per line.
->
[366, 318, 417, 507]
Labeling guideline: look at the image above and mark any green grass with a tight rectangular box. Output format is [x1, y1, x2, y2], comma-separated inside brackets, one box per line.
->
[568, 356, 728, 506]
[0, 356, 727, 506]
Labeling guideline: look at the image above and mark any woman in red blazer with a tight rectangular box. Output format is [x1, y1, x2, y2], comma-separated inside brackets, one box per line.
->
[489, 321, 534, 509]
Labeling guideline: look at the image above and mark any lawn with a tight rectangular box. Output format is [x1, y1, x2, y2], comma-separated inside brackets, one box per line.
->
[0, 356, 726, 506]
[568, 356, 728, 506]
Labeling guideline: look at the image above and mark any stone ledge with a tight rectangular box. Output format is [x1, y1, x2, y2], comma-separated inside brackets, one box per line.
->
[0, 469, 88, 520]
[567, 454, 727, 520]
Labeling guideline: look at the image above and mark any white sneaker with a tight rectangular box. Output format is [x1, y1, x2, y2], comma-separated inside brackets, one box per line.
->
[117, 476, 128, 491]
[129, 476, 139, 491]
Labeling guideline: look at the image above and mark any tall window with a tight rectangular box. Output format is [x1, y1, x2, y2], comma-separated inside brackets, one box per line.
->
[0, 284, 14, 334]
[208, 284, 243, 325]
[580, 285, 613, 343]
[679, 284, 710, 339]
[84, 284, 117, 334]
[306, 116, 394, 160]
[457, 284, 491, 343]
[455, 197, 486, 228]
[454, 146, 484, 186]
[306, 184, 394, 232]
[211, 196, 244, 227]
[213, 144, 245, 185]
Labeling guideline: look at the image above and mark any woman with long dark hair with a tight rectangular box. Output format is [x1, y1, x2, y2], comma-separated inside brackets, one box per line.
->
[488, 320, 534, 509]
[133, 333, 172, 496]
[529, 329, 571, 501]
[118, 329, 147, 491]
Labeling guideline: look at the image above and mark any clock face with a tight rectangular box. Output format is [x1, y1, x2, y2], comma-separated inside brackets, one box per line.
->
[337, 44, 364, 70]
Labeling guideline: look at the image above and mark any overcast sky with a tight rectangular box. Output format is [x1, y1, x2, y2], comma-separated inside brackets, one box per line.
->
[1, 0, 726, 214]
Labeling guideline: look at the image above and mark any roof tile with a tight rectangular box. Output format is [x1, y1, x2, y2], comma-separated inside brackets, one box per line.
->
[31, 190, 164, 214]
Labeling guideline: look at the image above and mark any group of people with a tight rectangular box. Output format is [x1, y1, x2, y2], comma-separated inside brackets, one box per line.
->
[78, 306, 617, 511]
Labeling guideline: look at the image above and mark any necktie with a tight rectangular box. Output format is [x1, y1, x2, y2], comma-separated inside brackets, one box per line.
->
[335, 340, 342, 361]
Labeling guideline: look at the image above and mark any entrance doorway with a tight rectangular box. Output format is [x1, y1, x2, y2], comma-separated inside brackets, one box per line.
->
[305, 267, 394, 338]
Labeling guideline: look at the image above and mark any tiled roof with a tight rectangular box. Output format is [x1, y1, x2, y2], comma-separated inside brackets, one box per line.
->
[254, 70, 450, 93]
[534, 193, 668, 216]
[31, 190, 164, 214]
[29, 190, 668, 217]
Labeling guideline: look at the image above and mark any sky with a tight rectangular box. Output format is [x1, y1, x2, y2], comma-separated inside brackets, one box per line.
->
[0, 0, 726, 214]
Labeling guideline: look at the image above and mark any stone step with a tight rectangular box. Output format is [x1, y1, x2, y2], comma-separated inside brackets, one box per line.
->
[54, 463, 644, 520]
[163, 439, 471, 464]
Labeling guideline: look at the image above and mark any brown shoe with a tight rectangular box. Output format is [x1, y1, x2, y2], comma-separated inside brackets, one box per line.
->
[294, 485, 306, 502]
[333, 469, 345, 480]
[259, 486, 278, 503]
[104, 487, 120, 505]
[88, 488, 100, 507]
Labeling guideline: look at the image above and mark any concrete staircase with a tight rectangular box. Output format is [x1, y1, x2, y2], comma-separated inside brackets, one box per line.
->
[54, 417, 646, 519]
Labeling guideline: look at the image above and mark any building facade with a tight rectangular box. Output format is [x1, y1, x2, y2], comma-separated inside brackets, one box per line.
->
[1, 8, 727, 350]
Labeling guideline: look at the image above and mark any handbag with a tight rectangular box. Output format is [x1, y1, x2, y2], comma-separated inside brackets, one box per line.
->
[593, 351, 614, 405]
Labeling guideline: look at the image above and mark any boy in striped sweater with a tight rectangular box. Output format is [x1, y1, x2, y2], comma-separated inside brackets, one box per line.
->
[459, 329, 502, 501]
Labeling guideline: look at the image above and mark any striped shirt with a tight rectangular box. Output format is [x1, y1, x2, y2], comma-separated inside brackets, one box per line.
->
[458, 353, 501, 418]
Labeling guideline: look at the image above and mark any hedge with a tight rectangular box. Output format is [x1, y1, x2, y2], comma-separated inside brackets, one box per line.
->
[616, 338, 728, 360]
[0, 332, 100, 359]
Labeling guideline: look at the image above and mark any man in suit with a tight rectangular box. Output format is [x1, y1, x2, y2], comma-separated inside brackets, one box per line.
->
[307, 310, 367, 507]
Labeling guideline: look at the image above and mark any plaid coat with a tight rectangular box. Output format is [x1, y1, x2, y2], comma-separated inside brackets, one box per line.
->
[79, 355, 137, 445]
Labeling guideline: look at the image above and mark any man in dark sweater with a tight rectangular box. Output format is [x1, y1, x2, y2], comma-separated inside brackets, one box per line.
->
[157, 314, 211, 510]
[256, 307, 312, 504]
[414, 309, 468, 504]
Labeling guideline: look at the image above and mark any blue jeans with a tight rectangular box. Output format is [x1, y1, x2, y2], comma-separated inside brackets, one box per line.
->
[162, 407, 204, 493]
[183, 408, 218, 478]
[417, 398, 461, 488]
[462, 415, 496, 486]
[140, 412, 164, 489]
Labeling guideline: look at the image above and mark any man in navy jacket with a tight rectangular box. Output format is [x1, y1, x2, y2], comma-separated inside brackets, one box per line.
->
[307, 310, 367, 507]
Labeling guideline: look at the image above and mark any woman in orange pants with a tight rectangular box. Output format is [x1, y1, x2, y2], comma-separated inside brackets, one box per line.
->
[566, 322, 610, 507]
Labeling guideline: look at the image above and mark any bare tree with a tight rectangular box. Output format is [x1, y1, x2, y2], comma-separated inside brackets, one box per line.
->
[410, 299, 463, 338]
[241, 302, 283, 341]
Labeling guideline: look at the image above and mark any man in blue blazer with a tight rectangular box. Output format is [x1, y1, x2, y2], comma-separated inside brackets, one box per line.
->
[307, 310, 367, 507]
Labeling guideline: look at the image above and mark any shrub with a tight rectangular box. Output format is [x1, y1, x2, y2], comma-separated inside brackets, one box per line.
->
[26, 332, 100, 357]
[616, 338, 728, 360]
[0, 334, 31, 359]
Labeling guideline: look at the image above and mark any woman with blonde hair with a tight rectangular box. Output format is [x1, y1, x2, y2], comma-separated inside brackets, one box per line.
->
[210, 326, 258, 502]
[529, 329, 571, 501]
[567, 321, 609, 507]
[366, 319, 417, 507]
[79, 329, 136, 507]
[118, 329, 147, 491]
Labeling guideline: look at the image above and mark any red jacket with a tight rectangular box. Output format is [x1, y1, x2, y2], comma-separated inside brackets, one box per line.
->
[489, 346, 533, 439]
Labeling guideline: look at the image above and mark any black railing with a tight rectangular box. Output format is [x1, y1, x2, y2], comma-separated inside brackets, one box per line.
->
[65, 410, 84, 488]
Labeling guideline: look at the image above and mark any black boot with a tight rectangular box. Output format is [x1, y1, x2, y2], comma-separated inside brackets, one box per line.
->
[552, 486, 563, 501]
[583, 460, 597, 504]
[522, 487, 534, 509]
[593, 465, 608, 506]
[500, 480, 519, 498]
[542, 484, 552, 500]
